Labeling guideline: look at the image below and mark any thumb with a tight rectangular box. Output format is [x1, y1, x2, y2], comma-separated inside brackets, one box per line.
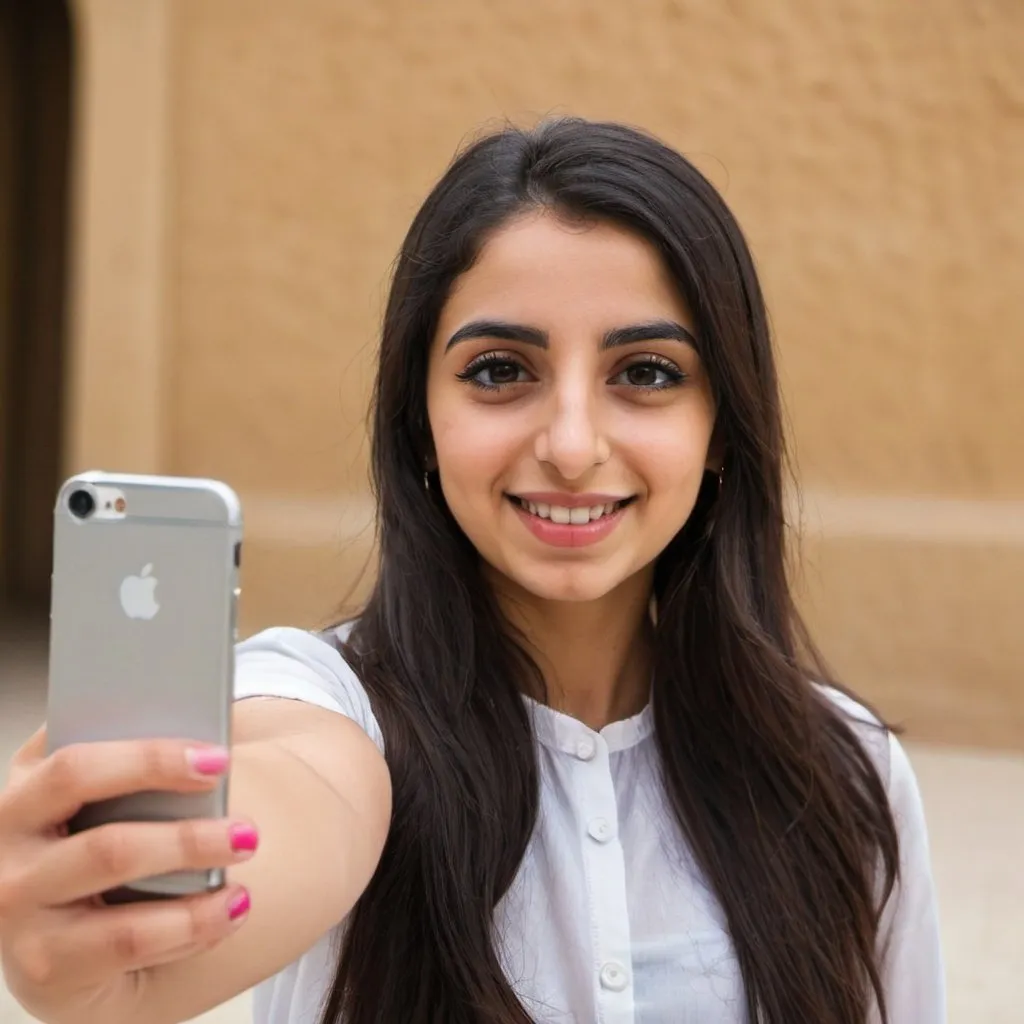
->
[10, 723, 48, 770]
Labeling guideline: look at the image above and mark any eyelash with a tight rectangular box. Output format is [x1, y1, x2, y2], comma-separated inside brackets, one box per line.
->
[455, 353, 529, 391]
[455, 352, 688, 392]
[611, 355, 687, 390]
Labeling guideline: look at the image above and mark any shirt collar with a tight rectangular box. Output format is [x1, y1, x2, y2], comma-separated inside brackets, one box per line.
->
[522, 694, 654, 754]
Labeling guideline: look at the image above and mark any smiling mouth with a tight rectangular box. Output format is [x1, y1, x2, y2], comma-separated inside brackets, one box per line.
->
[507, 495, 635, 525]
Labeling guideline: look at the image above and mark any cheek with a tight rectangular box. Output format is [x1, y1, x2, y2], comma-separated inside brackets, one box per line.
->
[431, 406, 523, 497]
[613, 407, 713, 492]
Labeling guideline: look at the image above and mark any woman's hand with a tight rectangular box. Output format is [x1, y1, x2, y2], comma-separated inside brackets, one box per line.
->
[0, 726, 256, 1024]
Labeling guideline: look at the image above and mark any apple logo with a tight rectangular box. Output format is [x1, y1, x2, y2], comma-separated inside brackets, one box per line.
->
[120, 563, 160, 620]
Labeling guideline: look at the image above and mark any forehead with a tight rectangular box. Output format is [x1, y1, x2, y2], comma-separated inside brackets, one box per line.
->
[438, 211, 692, 331]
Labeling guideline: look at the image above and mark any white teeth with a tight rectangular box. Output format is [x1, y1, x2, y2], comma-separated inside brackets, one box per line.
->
[517, 498, 628, 523]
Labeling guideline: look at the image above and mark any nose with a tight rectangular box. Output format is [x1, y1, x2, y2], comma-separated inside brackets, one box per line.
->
[533, 380, 611, 481]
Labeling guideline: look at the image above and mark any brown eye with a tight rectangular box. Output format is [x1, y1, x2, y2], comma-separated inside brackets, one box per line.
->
[625, 364, 659, 387]
[610, 359, 685, 390]
[487, 361, 521, 384]
[456, 355, 532, 390]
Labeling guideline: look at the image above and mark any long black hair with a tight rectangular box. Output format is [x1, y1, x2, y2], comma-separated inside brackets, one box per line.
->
[326, 117, 899, 1024]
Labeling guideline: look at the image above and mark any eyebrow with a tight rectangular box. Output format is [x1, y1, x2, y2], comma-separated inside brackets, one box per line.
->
[444, 317, 697, 352]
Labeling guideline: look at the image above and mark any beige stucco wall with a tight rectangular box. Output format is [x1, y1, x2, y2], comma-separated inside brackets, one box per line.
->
[67, 0, 1024, 747]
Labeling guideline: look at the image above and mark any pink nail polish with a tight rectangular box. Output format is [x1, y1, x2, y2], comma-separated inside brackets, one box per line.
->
[228, 889, 250, 921]
[186, 746, 230, 776]
[229, 823, 259, 853]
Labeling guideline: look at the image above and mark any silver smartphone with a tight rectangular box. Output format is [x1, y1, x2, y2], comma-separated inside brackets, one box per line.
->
[47, 471, 242, 899]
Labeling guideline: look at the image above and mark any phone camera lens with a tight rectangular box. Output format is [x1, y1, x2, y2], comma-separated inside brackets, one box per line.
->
[68, 489, 95, 519]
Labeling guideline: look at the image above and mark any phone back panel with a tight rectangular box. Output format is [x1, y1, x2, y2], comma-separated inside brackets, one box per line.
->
[47, 472, 242, 895]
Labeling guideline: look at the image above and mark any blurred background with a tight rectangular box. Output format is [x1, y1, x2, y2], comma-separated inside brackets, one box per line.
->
[0, 1, 1021, 1021]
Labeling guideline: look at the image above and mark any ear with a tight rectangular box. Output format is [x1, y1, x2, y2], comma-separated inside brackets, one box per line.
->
[704, 424, 726, 475]
[418, 413, 438, 472]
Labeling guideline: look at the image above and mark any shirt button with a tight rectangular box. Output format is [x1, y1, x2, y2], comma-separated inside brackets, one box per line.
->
[574, 737, 596, 761]
[587, 816, 615, 843]
[599, 961, 629, 992]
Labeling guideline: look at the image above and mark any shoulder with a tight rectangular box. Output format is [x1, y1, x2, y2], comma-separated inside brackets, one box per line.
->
[815, 684, 930, 842]
[815, 684, 893, 785]
[814, 684, 931, 874]
[234, 623, 385, 753]
[816, 684, 945, 1012]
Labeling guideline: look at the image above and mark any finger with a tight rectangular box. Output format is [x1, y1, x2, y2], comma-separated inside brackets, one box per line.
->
[0, 739, 229, 834]
[4, 884, 251, 991]
[15, 818, 259, 907]
[7, 724, 47, 775]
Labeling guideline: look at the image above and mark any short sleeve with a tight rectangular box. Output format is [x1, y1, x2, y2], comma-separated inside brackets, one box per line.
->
[233, 625, 385, 755]
[875, 732, 947, 1023]
[820, 687, 946, 1021]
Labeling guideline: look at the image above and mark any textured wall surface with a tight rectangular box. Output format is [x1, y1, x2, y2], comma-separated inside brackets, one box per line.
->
[73, 0, 1024, 745]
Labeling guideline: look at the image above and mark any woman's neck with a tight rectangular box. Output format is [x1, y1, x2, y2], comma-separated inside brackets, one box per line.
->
[492, 569, 654, 731]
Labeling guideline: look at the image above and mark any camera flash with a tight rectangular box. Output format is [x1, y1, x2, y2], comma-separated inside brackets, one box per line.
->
[115, 497, 126, 513]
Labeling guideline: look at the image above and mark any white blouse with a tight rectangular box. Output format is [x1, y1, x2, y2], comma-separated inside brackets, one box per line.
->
[233, 627, 946, 1024]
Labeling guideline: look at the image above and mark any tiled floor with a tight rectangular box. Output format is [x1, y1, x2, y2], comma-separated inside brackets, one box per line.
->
[1, 614, 1021, 1023]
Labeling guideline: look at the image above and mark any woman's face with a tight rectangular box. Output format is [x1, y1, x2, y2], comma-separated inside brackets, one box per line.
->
[426, 211, 717, 605]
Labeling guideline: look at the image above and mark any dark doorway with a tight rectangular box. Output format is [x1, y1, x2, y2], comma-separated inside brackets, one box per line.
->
[0, 0, 73, 617]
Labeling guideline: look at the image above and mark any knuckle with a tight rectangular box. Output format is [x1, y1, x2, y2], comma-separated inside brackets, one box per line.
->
[139, 741, 172, 783]
[46, 746, 83, 796]
[85, 827, 135, 879]
[184, 896, 217, 946]
[175, 819, 209, 865]
[107, 920, 144, 967]
[9, 931, 56, 987]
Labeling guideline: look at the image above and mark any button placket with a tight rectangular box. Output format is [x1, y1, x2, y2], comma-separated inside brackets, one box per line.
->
[599, 960, 630, 992]
[575, 736, 597, 761]
[572, 733, 635, 1022]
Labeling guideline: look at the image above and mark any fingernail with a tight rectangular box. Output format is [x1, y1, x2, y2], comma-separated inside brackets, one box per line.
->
[229, 823, 259, 854]
[228, 888, 251, 921]
[186, 746, 230, 777]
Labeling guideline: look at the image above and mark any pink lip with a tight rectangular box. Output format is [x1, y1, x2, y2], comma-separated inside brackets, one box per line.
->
[509, 497, 629, 548]
[511, 491, 631, 508]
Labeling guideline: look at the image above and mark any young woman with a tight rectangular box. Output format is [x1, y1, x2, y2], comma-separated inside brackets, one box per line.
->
[0, 118, 944, 1024]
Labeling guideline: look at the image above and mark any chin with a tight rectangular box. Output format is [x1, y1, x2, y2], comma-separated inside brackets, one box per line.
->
[508, 566, 626, 605]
